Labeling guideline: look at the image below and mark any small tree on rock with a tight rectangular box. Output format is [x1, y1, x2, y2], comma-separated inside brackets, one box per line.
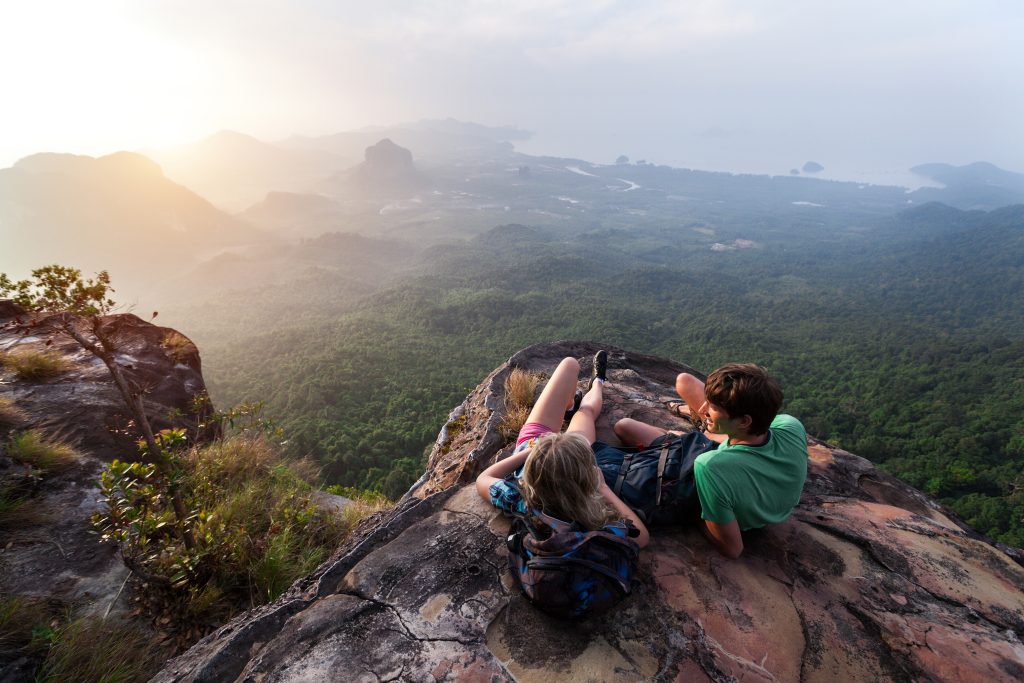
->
[1, 265, 195, 549]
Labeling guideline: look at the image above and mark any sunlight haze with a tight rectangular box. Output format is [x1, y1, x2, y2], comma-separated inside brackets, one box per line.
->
[1, 1, 1022, 175]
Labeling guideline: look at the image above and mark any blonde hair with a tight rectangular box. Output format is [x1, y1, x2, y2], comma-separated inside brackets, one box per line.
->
[519, 432, 616, 530]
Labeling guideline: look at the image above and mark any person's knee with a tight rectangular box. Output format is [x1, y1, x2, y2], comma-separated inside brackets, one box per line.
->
[558, 357, 581, 374]
[613, 418, 636, 438]
[676, 372, 701, 397]
[676, 372, 697, 388]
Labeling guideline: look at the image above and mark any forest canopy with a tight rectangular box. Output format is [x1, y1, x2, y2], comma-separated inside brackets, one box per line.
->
[165, 203, 1024, 546]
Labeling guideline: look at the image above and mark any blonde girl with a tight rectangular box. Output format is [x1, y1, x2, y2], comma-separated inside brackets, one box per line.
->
[475, 354, 649, 547]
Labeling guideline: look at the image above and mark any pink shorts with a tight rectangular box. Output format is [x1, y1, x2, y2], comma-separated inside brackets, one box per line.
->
[514, 422, 556, 452]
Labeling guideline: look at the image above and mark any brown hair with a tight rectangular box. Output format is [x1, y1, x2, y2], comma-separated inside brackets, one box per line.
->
[520, 432, 616, 530]
[705, 363, 783, 435]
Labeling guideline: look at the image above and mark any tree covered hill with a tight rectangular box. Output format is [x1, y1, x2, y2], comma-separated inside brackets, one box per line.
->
[164, 202, 1024, 545]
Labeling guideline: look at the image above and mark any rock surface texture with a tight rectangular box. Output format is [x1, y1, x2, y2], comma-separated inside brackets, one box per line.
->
[0, 303, 211, 621]
[155, 341, 1024, 682]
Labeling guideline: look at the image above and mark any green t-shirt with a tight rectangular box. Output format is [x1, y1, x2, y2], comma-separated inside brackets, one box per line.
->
[693, 414, 808, 530]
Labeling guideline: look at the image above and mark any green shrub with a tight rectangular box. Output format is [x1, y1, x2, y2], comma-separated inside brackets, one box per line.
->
[8, 429, 79, 472]
[0, 349, 70, 381]
[94, 433, 387, 625]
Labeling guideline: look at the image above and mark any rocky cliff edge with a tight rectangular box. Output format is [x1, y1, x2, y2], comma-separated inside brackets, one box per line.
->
[155, 341, 1024, 682]
[0, 302, 211, 623]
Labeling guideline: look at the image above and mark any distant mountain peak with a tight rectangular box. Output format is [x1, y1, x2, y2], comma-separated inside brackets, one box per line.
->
[911, 161, 1024, 189]
[14, 151, 164, 178]
[325, 138, 428, 200]
[363, 138, 414, 169]
[194, 130, 276, 153]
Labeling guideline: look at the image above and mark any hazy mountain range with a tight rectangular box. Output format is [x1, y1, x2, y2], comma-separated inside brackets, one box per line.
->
[3, 119, 1023, 302]
[0, 151, 254, 290]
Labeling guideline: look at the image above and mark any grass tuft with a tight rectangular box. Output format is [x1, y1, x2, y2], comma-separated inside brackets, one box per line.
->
[184, 435, 279, 491]
[499, 368, 542, 440]
[8, 429, 80, 472]
[161, 331, 195, 363]
[35, 614, 170, 683]
[0, 594, 52, 655]
[0, 484, 51, 529]
[505, 367, 542, 410]
[1, 349, 70, 381]
[0, 396, 28, 427]
[336, 493, 391, 534]
[1, 595, 167, 682]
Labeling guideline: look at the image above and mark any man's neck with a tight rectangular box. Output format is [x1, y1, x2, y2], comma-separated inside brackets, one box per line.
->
[729, 431, 769, 447]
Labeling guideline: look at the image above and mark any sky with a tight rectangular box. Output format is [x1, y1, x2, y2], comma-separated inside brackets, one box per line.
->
[1, 0, 1022, 180]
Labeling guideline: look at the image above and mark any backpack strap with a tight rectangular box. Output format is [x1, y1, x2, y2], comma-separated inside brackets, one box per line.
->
[655, 442, 671, 506]
[527, 556, 631, 596]
[613, 451, 635, 496]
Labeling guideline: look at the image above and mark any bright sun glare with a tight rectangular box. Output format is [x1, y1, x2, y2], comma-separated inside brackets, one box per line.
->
[0, 2, 210, 162]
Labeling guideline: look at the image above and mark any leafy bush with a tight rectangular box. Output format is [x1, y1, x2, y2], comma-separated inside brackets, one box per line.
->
[0, 349, 70, 381]
[7, 429, 80, 472]
[93, 432, 385, 624]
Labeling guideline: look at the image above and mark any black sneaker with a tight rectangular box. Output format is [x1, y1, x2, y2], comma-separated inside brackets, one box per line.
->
[564, 389, 584, 421]
[589, 350, 608, 389]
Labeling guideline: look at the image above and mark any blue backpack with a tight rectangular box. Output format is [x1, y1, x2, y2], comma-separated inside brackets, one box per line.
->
[595, 431, 716, 526]
[505, 511, 640, 620]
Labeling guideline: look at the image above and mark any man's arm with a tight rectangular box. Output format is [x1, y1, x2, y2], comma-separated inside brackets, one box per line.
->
[702, 519, 744, 558]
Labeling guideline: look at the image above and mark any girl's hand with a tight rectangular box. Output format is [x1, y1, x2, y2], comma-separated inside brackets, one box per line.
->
[595, 469, 649, 548]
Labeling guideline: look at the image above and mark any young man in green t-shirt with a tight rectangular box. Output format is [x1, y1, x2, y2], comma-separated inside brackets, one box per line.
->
[613, 364, 807, 558]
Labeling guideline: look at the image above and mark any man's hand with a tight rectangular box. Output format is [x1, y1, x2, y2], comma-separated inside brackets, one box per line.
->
[703, 519, 744, 558]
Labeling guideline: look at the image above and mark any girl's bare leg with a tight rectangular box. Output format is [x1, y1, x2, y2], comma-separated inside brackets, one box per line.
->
[522, 357, 581, 433]
[566, 381, 602, 444]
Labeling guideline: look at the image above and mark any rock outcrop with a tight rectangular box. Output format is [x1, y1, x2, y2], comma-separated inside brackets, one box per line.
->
[0, 303, 211, 621]
[155, 341, 1024, 682]
[331, 138, 431, 201]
